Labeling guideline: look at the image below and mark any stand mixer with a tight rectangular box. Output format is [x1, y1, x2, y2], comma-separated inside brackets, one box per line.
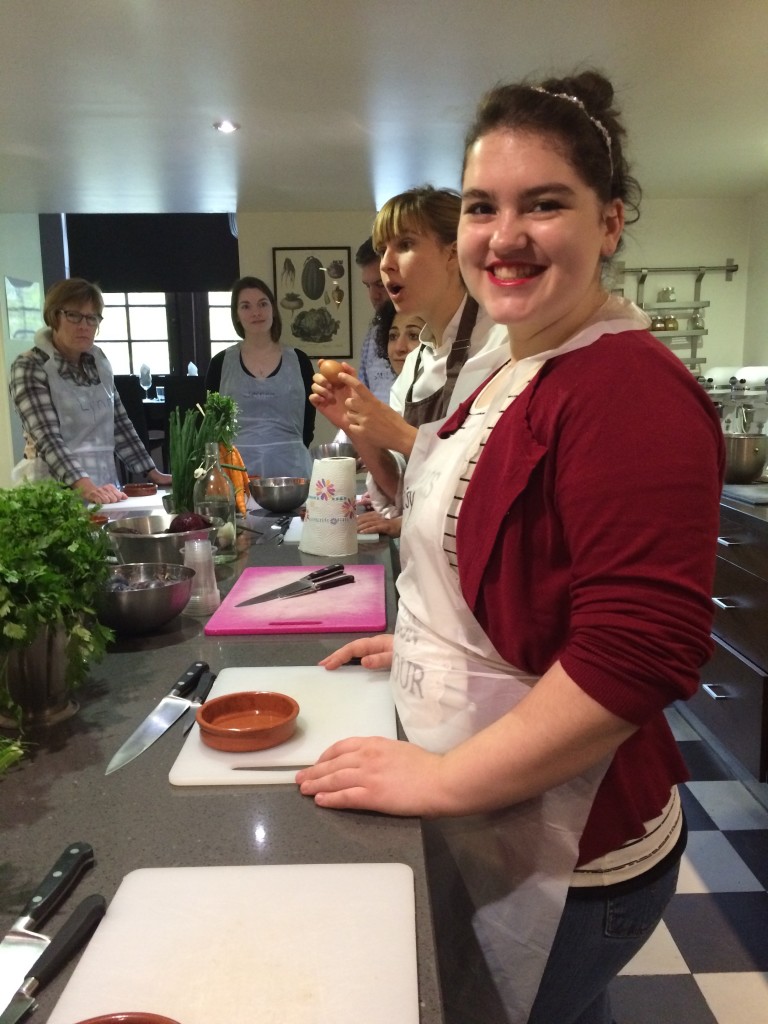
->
[700, 366, 768, 485]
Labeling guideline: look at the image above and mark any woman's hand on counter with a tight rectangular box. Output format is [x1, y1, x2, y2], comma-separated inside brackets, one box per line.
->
[357, 511, 402, 537]
[296, 736, 444, 816]
[319, 634, 393, 670]
[75, 477, 126, 504]
[148, 468, 172, 486]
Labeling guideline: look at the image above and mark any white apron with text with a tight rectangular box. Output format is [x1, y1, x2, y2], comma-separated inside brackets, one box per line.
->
[395, 358, 608, 1023]
[14, 337, 117, 487]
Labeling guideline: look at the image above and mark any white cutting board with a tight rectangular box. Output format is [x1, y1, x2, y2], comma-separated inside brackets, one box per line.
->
[47, 864, 419, 1024]
[283, 516, 378, 543]
[169, 666, 396, 785]
[96, 490, 168, 513]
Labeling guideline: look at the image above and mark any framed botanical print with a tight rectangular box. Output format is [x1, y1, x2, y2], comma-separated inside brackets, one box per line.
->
[272, 246, 352, 359]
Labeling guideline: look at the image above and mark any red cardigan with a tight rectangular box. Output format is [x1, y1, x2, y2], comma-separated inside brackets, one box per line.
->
[439, 330, 725, 864]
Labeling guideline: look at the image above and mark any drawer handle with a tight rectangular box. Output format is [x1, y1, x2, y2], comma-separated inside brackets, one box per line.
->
[712, 596, 738, 609]
[702, 683, 732, 700]
[716, 536, 743, 547]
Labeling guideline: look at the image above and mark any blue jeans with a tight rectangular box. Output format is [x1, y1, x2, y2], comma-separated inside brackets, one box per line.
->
[526, 853, 681, 1024]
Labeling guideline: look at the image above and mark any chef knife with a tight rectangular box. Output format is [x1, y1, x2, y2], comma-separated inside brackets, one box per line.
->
[181, 669, 218, 735]
[0, 843, 94, 1011]
[105, 660, 209, 775]
[235, 564, 351, 606]
[0, 894, 106, 1024]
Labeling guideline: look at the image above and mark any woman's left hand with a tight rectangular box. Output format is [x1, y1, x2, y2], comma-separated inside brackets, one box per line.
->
[148, 469, 172, 486]
[296, 736, 443, 816]
[357, 511, 402, 536]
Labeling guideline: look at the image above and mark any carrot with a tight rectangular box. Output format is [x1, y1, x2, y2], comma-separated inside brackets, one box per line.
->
[219, 442, 249, 515]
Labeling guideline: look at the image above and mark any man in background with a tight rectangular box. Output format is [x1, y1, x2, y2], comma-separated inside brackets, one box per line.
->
[355, 237, 395, 402]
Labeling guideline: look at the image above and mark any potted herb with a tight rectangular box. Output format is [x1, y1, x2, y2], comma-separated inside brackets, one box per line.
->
[0, 480, 114, 727]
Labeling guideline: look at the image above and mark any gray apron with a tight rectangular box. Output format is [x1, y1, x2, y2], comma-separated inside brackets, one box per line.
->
[402, 297, 479, 427]
[220, 345, 312, 478]
[17, 336, 117, 487]
[396, 357, 609, 1023]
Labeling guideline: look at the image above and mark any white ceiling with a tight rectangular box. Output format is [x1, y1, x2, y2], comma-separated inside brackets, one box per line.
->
[2, 0, 767, 216]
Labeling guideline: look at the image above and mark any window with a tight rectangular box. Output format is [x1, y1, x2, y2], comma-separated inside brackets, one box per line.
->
[98, 292, 171, 375]
[208, 291, 239, 359]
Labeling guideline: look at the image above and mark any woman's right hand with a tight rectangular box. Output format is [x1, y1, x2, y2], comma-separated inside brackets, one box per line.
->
[309, 364, 357, 431]
[319, 634, 394, 670]
[75, 477, 126, 504]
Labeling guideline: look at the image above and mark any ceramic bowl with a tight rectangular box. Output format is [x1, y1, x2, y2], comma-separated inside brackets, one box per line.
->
[72, 1015, 181, 1024]
[123, 482, 158, 498]
[196, 691, 300, 752]
[96, 563, 195, 634]
[248, 476, 309, 512]
[105, 513, 216, 565]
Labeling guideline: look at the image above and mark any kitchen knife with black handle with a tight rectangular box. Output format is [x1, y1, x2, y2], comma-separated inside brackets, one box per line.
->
[235, 564, 348, 606]
[0, 894, 107, 1024]
[0, 843, 94, 1012]
[181, 669, 218, 735]
[105, 661, 209, 775]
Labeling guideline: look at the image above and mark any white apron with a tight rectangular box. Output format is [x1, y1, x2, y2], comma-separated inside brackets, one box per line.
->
[13, 336, 117, 488]
[395, 358, 609, 1023]
[220, 345, 312, 479]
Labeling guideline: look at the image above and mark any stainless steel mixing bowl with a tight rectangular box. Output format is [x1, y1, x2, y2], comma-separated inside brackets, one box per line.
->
[105, 513, 217, 565]
[724, 433, 768, 484]
[96, 563, 195, 634]
[248, 476, 310, 512]
[310, 442, 357, 461]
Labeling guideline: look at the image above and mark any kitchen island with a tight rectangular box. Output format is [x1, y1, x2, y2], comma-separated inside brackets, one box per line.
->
[0, 530, 444, 1022]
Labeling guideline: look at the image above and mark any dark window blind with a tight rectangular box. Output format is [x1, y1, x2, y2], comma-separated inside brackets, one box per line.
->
[65, 214, 239, 293]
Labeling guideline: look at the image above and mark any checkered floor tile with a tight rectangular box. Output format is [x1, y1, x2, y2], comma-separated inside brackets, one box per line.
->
[610, 708, 768, 1024]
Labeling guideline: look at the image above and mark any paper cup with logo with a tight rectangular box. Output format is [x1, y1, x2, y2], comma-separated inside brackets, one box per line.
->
[299, 457, 358, 557]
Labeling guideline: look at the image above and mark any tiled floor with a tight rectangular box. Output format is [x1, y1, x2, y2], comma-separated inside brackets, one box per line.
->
[610, 707, 768, 1024]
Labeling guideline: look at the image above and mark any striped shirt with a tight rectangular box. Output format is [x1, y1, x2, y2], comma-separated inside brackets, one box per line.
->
[10, 342, 154, 486]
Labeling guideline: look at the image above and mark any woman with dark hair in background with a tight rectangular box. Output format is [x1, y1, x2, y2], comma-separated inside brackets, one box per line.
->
[205, 275, 315, 479]
[10, 277, 170, 504]
[298, 71, 724, 1023]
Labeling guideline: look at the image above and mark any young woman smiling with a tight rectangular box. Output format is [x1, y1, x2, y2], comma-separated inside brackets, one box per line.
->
[299, 71, 725, 1024]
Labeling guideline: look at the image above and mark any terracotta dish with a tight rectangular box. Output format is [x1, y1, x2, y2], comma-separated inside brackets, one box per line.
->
[196, 690, 300, 752]
[123, 482, 158, 497]
[72, 1015, 181, 1024]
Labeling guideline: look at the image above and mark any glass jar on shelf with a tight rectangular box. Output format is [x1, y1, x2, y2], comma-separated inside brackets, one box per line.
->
[688, 311, 706, 331]
[663, 314, 679, 331]
[650, 314, 667, 331]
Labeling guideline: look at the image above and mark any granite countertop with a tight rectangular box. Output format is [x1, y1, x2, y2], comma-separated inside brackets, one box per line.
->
[0, 534, 443, 1022]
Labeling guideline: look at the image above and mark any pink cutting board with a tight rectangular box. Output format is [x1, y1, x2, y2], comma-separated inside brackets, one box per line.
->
[204, 564, 386, 634]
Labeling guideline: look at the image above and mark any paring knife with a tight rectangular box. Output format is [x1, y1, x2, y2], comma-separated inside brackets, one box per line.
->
[105, 661, 209, 775]
[0, 843, 94, 1012]
[0, 894, 106, 1024]
[235, 564, 353, 606]
[181, 669, 218, 735]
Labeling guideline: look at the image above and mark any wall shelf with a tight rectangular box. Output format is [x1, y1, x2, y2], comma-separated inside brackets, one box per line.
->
[614, 259, 739, 372]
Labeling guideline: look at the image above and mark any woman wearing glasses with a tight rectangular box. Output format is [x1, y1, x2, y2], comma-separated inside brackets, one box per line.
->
[9, 278, 170, 504]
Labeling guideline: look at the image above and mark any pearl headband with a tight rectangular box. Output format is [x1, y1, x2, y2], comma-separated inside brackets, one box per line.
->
[532, 87, 613, 178]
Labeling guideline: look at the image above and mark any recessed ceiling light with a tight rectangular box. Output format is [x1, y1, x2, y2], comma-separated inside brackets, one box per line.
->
[214, 120, 240, 134]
